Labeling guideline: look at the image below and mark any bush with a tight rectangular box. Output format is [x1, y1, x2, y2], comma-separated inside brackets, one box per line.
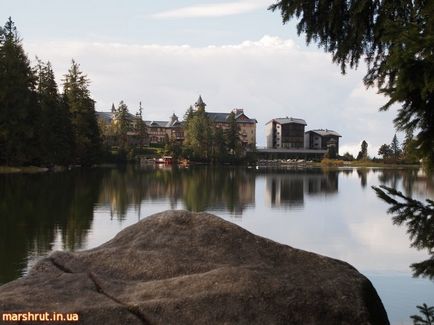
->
[321, 159, 344, 166]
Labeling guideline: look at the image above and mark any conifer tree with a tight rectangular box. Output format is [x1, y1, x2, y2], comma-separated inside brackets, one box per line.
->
[325, 144, 337, 159]
[225, 112, 241, 158]
[342, 152, 355, 161]
[183, 105, 212, 161]
[113, 100, 130, 149]
[134, 102, 147, 147]
[357, 140, 368, 160]
[35, 59, 73, 165]
[182, 106, 195, 157]
[212, 127, 226, 162]
[270, 0, 434, 165]
[63, 60, 101, 166]
[378, 144, 393, 159]
[373, 185, 434, 280]
[0, 18, 38, 165]
[390, 134, 402, 160]
[182, 106, 194, 145]
[411, 303, 434, 325]
[403, 129, 420, 163]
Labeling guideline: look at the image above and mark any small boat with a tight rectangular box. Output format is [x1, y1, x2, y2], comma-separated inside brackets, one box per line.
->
[178, 159, 190, 167]
[155, 156, 173, 165]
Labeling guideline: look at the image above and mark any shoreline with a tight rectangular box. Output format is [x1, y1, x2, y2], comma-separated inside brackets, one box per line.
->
[0, 166, 50, 174]
[0, 161, 421, 175]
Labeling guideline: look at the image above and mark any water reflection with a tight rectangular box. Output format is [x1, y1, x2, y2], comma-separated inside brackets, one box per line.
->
[373, 168, 434, 281]
[0, 170, 102, 283]
[97, 166, 256, 217]
[2, 165, 434, 324]
[0, 166, 432, 286]
[357, 169, 368, 188]
[377, 168, 434, 198]
[264, 169, 338, 208]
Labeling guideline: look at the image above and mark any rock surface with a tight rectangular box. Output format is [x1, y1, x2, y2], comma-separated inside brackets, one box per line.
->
[0, 210, 389, 324]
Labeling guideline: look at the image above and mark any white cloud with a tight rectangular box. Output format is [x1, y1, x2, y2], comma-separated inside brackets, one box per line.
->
[151, 0, 271, 19]
[340, 82, 400, 157]
[25, 35, 398, 149]
[339, 143, 361, 157]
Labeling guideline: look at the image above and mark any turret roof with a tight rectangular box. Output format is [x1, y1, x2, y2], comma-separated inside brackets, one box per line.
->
[195, 95, 206, 107]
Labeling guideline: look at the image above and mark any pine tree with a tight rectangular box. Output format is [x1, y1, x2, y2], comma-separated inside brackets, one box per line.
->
[325, 144, 337, 159]
[225, 111, 241, 158]
[403, 129, 420, 163]
[184, 105, 194, 121]
[113, 100, 130, 149]
[390, 134, 402, 160]
[182, 106, 194, 146]
[0, 18, 38, 165]
[63, 60, 101, 166]
[270, 0, 434, 165]
[134, 102, 148, 147]
[183, 105, 212, 161]
[372, 185, 434, 280]
[35, 59, 73, 165]
[411, 303, 434, 325]
[182, 106, 195, 157]
[138, 101, 143, 117]
[378, 144, 393, 159]
[357, 140, 368, 160]
[342, 152, 355, 161]
[212, 127, 226, 162]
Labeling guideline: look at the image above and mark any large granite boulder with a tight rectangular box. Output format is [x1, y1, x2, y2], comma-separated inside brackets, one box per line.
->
[0, 210, 389, 324]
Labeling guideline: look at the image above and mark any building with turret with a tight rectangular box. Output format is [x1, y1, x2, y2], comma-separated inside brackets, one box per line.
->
[144, 113, 184, 145]
[194, 96, 257, 149]
[97, 96, 257, 149]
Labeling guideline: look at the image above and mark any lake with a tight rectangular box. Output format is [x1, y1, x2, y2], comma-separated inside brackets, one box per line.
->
[0, 165, 433, 324]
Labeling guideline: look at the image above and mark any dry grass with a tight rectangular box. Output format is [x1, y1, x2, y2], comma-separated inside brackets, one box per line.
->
[320, 159, 345, 166]
[0, 166, 49, 174]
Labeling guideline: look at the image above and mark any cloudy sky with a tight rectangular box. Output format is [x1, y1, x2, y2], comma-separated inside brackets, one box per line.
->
[1, 0, 401, 155]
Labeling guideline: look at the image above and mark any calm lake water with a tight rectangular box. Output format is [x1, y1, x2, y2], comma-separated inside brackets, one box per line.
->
[1, 165, 433, 324]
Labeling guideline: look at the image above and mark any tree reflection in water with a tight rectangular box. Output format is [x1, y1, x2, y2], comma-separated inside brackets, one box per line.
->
[0, 169, 102, 283]
[373, 184, 434, 279]
[97, 166, 257, 217]
[1, 166, 432, 289]
[373, 170, 434, 322]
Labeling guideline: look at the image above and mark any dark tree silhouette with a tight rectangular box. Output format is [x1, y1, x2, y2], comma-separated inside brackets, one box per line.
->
[410, 303, 434, 325]
[270, 0, 434, 165]
[372, 185, 434, 280]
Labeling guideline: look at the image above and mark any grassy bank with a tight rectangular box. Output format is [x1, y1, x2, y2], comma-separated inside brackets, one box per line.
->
[347, 161, 420, 168]
[320, 159, 420, 169]
[0, 166, 50, 174]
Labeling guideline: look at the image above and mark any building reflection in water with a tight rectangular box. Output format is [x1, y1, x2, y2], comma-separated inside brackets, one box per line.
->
[264, 169, 339, 208]
[97, 166, 256, 218]
[1, 166, 432, 286]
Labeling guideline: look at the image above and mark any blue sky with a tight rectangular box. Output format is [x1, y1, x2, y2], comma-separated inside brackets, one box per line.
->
[1, 0, 400, 154]
[1, 0, 299, 46]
